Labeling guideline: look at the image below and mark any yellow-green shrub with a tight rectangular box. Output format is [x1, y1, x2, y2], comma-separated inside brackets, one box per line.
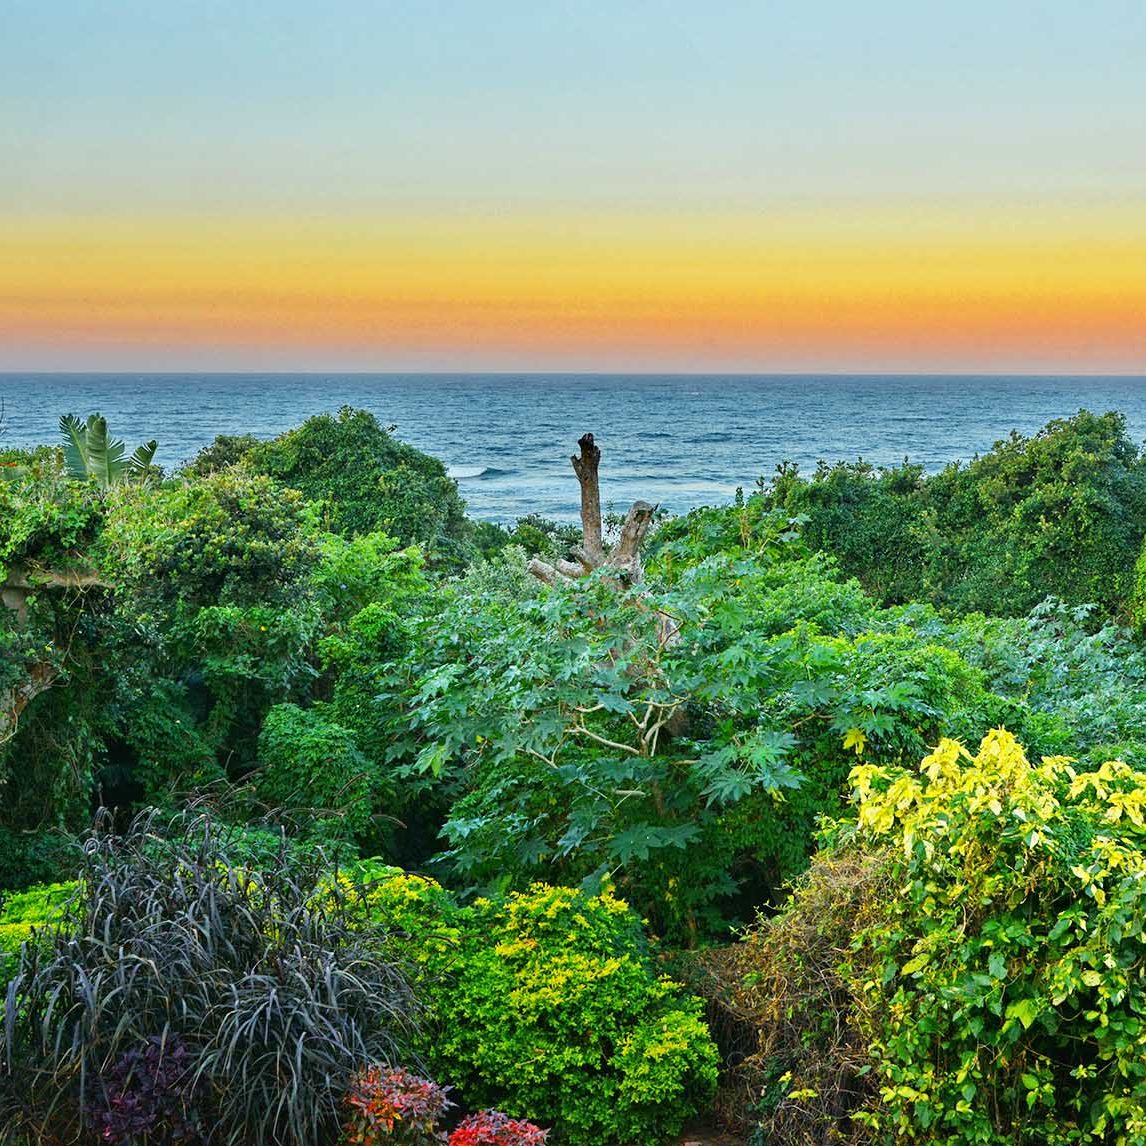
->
[715, 730, 1146, 1143]
[341, 868, 719, 1145]
[431, 883, 717, 1145]
[0, 881, 75, 977]
[850, 731, 1146, 1141]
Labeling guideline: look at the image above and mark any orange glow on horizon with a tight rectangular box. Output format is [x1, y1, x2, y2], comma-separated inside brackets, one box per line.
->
[3, 203, 1144, 371]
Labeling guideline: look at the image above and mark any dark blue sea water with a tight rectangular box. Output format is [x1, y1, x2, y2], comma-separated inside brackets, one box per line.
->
[3, 374, 1146, 522]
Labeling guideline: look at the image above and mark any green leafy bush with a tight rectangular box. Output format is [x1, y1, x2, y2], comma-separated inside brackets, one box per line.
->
[103, 468, 321, 614]
[1133, 537, 1146, 634]
[719, 729, 1146, 1143]
[0, 461, 110, 833]
[0, 828, 77, 895]
[246, 407, 472, 567]
[766, 458, 929, 605]
[431, 883, 717, 1144]
[949, 599, 1146, 757]
[257, 702, 390, 841]
[99, 470, 325, 778]
[181, 432, 260, 477]
[340, 869, 717, 1144]
[767, 410, 1146, 620]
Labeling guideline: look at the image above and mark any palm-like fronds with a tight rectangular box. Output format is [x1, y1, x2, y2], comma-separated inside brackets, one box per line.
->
[58, 414, 157, 487]
[129, 439, 158, 478]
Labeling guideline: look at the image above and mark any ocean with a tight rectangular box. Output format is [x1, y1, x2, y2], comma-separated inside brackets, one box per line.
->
[3, 373, 1146, 522]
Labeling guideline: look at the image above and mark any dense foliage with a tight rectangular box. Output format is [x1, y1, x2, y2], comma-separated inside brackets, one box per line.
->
[4, 405, 1146, 1141]
[0, 812, 416, 1146]
[767, 410, 1146, 620]
[198, 406, 473, 567]
[708, 731, 1146, 1143]
[336, 865, 718, 1144]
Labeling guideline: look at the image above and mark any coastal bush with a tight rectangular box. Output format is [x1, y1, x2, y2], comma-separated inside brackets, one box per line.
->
[256, 701, 390, 842]
[0, 810, 417, 1146]
[103, 467, 321, 614]
[245, 407, 472, 567]
[949, 599, 1146, 756]
[1134, 537, 1146, 634]
[470, 513, 583, 563]
[716, 729, 1146, 1143]
[0, 827, 77, 893]
[767, 457, 929, 605]
[426, 883, 718, 1145]
[100, 469, 325, 776]
[337, 867, 716, 1144]
[181, 431, 260, 476]
[766, 410, 1146, 619]
[1, 420, 442, 846]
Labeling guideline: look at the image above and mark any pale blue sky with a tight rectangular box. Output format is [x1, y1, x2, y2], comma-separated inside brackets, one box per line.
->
[4, 0, 1145, 213]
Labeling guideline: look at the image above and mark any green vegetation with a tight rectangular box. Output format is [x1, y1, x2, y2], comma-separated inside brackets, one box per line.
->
[767, 410, 1146, 619]
[709, 730, 1146, 1143]
[2, 405, 1146, 1142]
[338, 868, 718, 1143]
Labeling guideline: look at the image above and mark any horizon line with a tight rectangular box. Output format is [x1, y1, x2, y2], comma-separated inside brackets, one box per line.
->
[6, 369, 1146, 380]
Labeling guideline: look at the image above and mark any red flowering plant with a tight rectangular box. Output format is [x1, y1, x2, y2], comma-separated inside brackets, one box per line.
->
[448, 1110, 548, 1146]
[344, 1066, 452, 1146]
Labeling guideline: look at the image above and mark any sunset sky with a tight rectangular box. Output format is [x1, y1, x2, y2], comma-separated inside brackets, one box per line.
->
[3, 0, 1144, 372]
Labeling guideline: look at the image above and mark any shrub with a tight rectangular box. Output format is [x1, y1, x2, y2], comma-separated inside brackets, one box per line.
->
[100, 470, 325, 777]
[336, 869, 717, 1144]
[246, 407, 472, 567]
[1134, 537, 1146, 633]
[398, 533, 1027, 938]
[767, 410, 1146, 620]
[766, 458, 929, 605]
[256, 702, 389, 841]
[326, 860, 460, 968]
[693, 844, 887, 1140]
[448, 1110, 548, 1146]
[181, 433, 260, 477]
[83, 1034, 206, 1146]
[0, 828, 77, 894]
[103, 468, 321, 614]
[344, 1066, 452, 1146]
[0, 810, 418, 1146]
[425, 883, 718, 1145]
[0, 880, 75, 980]
[720, 729, 1146, 1143]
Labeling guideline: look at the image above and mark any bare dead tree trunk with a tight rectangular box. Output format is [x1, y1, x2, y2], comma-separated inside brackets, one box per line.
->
[609, 500, 655, 583]
[572, 433, 605, 567]
[528, 434, 662, 605]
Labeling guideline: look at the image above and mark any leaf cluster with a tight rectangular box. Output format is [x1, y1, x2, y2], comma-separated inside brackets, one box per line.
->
[0, 809, 418, 1146]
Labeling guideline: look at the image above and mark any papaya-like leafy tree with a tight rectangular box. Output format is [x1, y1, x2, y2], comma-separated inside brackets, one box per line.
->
[59, 413, 157, 488]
